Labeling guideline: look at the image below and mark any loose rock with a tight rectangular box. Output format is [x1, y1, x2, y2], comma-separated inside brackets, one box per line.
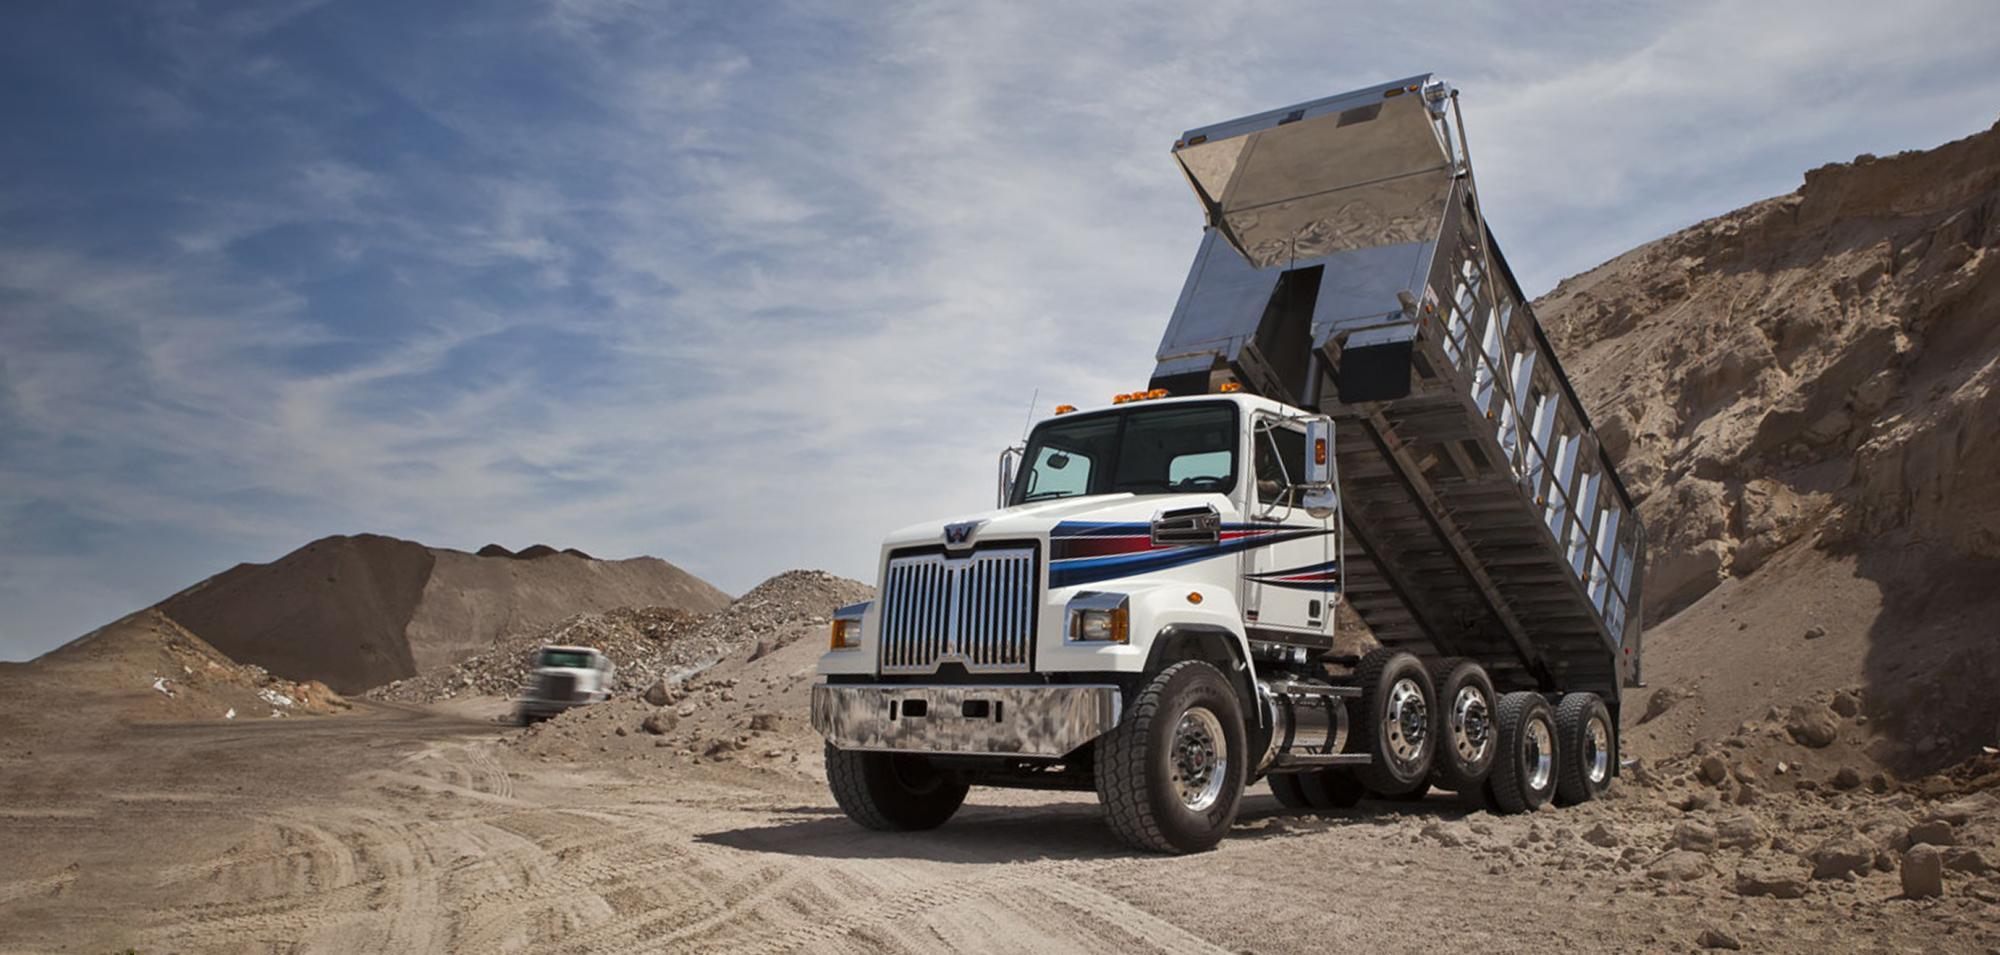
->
[1905, 820, 1954, 847]
[1734, 864, 1808, 899]
[1697, 927, 1742, 950]
[1784, 705, 1838, 748]
[1900, 845, 1945, 898]
[1647, 850, 1712, 882]
[1672, 820, 1719, 853]
[1807, 834, 1874, 880]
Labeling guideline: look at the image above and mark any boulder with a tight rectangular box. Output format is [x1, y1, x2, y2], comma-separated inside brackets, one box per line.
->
[1807, 834, 1875, 880]
[1697, 927, 1742, 950]
[640, 711, 676, 735]
[1698, 754, 1730, 785]
[1583, 823, 1619, 848]
[1943, 847, 1993, 874]
[1785, 705, 1838, 748]
[1901, 845, 1945, 899]
[1673, 820, 1720, 853]
[642, 678, 674, 707]
[1905, 820, 1955, 847]
[1734, 864, 1808, 899]
[1829, 690, 1860, 718]
[1648, 850, 1712, 882]
[1929, 794, 1997, 826]
[1716, 814, 1767, 852]
[1830, 766, 1862, 790]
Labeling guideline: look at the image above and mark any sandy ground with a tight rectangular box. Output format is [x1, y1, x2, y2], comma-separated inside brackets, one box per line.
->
[4, 681, 1997, 954]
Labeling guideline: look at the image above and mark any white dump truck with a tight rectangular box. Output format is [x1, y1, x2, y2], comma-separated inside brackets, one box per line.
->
[811, 75, 1647, 853]
[514, 645, 616, 724]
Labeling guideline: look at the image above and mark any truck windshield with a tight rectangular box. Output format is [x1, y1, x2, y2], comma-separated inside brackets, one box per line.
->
[1013, 402, 1237, 504]
[540, 650, 594, 669]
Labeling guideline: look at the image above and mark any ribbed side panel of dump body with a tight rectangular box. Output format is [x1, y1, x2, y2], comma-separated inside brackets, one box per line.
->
[1150, 75, 1646, 697]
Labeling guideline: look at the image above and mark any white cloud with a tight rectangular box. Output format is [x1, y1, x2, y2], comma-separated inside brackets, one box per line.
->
[3, 0, 1997, 658]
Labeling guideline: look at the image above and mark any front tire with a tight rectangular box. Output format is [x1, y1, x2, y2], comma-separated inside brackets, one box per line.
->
[1554, 693, 1615, 806]
[1485, 691, 1557, 814]
[825, 744, 969, 831]
[1096, 661, 1247, 853]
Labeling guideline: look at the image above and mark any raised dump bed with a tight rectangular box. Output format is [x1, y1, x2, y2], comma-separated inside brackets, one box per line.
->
[1149, 74, 1646, 702]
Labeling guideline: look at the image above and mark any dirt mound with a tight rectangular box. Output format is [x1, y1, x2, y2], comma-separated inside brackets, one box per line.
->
[0, 610, 347, 738]
[370, 606, 703, 702]
[153, 534, 729, 693]
[1539, 120, 2000, 773]
[376, 570, 870, 707]
[500, 570, 869, 762]
[475, 543, 515, 558]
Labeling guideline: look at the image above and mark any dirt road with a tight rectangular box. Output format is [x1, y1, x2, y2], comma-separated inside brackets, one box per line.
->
[3, 698, 1994, 954]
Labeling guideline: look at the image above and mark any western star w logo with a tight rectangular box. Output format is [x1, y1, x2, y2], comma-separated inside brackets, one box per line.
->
[943, 521, 980, 545]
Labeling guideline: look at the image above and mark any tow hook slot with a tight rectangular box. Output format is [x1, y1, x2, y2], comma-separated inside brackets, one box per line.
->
[901, 698, 928, 719]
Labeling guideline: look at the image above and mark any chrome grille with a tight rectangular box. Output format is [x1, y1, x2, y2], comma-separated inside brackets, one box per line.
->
[538, 672, 578, 701]
[879, 546, 1037, 674]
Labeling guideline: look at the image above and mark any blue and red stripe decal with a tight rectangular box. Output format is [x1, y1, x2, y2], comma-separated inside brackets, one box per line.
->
[1048, 521, 1330, 588]
[1246, 559, 1342, 593]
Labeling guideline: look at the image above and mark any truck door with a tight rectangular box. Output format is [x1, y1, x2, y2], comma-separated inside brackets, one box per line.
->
[1242, 414, 1336, 644]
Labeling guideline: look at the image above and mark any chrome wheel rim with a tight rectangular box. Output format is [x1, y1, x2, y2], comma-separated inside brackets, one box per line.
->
[1451, 686, 1491, 765]
[1586, 715, 1611, 785]
[1384, 677, 1429, 768]
[1525, 717, 1554, 791]
[1171, 707, 1228, 812]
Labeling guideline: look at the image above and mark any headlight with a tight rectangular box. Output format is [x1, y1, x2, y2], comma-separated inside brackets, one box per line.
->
[1066, 592, 1129, 644]
[829, 617, 863, 650]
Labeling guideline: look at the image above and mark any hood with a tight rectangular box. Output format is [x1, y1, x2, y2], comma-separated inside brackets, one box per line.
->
[883, 492, 1239, 551]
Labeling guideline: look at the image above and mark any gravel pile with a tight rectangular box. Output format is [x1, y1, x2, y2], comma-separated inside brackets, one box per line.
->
[368, 570, 871, 704]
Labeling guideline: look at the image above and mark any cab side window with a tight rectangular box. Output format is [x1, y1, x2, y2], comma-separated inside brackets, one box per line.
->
[1255, 423, 1307, 508]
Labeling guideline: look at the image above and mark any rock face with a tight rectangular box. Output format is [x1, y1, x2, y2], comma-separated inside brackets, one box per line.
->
[1546, 122, 2000, 774]
[154, 534, 730, 692]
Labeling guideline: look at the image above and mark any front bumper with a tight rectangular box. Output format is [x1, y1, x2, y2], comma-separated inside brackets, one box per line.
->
[810, 683, 1122, 758]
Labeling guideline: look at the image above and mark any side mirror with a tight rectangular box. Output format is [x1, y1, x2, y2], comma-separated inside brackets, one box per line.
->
[1302, 416, 1338, 520]
[997, 447, 1022, 508]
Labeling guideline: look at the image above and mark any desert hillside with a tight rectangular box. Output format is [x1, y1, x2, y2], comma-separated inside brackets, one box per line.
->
[1539, 120, 2000, 773]
[152, 534, 730, 692]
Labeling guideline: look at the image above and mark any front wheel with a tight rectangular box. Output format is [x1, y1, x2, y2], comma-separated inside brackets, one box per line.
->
[825, 744, 969, 831]
[1096, 661, 1247, 853]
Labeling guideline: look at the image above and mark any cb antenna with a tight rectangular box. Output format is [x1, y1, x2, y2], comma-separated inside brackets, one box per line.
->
[1018, 388, 1040, 442]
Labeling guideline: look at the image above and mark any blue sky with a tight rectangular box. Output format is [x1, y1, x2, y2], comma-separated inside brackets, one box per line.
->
[4, 0, 1997, 660]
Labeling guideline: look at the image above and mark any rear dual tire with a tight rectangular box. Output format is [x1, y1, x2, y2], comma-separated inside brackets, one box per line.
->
[1425, 658, 1498, 793]
[1267, 768, 1366, 810]
[1352, 649, 1436, 797]
[1554, 692, 1615, 806]
[1484, 691, 1558, 814]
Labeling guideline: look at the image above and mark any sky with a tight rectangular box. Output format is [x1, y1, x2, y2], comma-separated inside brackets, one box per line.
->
[4, 0, 1998, 660]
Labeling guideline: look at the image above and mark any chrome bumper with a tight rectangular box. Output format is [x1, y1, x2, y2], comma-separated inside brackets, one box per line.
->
[810, 683, 1122, 758]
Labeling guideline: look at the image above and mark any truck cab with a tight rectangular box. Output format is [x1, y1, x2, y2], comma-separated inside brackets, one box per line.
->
[514, 645, 615, 724]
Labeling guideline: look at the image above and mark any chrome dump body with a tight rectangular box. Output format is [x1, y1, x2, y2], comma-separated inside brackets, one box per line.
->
[1150, 74, 1646, 698]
